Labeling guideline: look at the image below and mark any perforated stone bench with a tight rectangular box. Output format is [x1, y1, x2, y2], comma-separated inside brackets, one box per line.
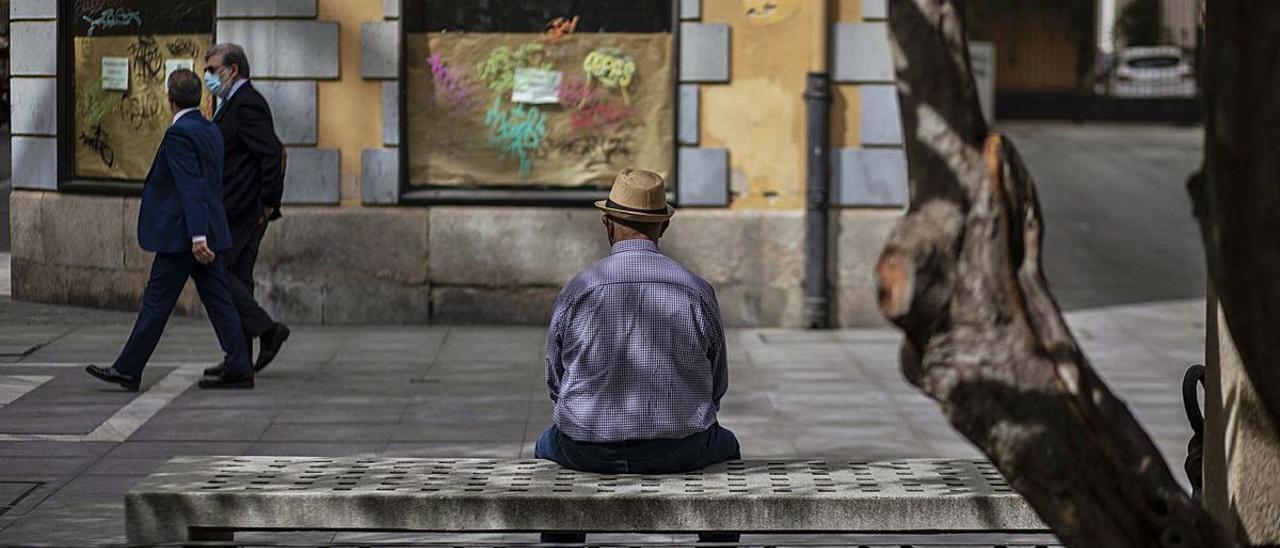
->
[126, 457, 1051, 544]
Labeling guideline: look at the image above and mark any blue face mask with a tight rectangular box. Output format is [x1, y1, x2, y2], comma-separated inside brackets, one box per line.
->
[204, 71, 224, 97]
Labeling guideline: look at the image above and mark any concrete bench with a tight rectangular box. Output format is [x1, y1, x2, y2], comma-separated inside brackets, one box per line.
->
[126, 457, 1053, 545]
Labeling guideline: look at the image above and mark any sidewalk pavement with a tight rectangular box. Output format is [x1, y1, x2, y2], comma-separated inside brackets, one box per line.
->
[0, 295, 1205, 545]
[0, 253, 9, 298]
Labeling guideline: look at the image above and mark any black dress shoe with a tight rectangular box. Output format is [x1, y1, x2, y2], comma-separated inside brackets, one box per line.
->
[85, 365, 141, 392]
[198, 371, 254, 389]
[254, 323, 291, 372]
[203, 362, 226, 377]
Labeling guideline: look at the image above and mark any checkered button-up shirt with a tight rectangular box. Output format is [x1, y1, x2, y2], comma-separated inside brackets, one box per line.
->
[546, 239, 728, 443]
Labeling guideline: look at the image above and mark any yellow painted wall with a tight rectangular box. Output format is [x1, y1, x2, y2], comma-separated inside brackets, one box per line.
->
[836, 0, 863, 21]
[308, 0, 868, 210]
[316, 0, 383, 205]
[833, 0, 863, 149]
[702, 0, 863, 210]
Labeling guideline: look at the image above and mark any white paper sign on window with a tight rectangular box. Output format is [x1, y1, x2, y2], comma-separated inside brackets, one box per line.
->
[164, 59, 195, 87]
[512, 68, 563, 104]
[101, 57, 130, 91]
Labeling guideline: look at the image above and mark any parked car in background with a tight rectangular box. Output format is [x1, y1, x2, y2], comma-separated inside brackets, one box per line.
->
[1108, 46, 1197, 98]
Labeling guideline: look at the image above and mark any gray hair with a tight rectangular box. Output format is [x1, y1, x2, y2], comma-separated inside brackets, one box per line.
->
[204, 43, 251, 78]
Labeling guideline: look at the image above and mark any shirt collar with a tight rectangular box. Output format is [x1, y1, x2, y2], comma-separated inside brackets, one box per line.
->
[172, 107, 200, 125]
[610, 239, 660, 255]
[224, 78, 249, 101]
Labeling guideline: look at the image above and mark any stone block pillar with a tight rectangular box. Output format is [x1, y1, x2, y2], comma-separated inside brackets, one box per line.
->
[1203, 293, 1280, 545]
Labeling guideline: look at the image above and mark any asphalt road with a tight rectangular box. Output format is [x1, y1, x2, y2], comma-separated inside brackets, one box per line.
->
[1000, 122, 1207, 310]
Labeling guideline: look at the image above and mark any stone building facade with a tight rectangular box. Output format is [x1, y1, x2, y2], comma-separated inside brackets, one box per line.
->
[9, 0, 908, 327]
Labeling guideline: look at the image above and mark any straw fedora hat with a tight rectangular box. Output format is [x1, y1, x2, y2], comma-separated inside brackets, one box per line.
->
[595, 168, 675, 222]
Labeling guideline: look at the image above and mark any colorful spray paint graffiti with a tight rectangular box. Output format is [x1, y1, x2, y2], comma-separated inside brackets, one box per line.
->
[427, 53, 481, 114]
[582, 48, 637, 104]
[558, 74, 601, 114]
[484, 97, 547, 177]
[542, 16, 579, 44]
[558, 74, 633, 130]
[82, 7, 143, 36]
[79, 85, 118, 128]
[418, 16, 651, 180]
[475, 43, 550, 95]
[571, 101, 633, 131]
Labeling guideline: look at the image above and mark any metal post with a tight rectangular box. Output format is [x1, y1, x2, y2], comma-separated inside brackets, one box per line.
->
[803, 71, 831, 329]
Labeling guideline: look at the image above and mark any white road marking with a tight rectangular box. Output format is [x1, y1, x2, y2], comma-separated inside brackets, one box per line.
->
[0, 363, 209, 442]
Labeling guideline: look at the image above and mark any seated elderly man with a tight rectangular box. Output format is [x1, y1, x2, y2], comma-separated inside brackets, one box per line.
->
[536, 168, 740, 542]
[537, 168, 739, 473]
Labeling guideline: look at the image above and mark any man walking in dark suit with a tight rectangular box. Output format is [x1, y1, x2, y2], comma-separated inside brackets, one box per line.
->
[202, 43, 290, 376]
[86, 69, 255, 391]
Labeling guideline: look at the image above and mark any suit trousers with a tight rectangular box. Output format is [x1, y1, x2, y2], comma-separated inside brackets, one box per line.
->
[227, 216, 276, 353]
[112, 252, 253, 376]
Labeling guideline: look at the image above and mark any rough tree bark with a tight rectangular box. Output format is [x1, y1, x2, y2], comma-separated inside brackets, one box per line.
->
[1189, 0, 1280, 427]
[874, 0, 1235, 546]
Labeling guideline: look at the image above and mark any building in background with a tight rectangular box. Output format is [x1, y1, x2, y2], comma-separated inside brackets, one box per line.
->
[1100, 0, 1198, 52]
[966, 0, 1200, 120]
[10, 0, 931, 327]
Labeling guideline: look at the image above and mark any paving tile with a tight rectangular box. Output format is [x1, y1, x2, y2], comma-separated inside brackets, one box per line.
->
[246, 442, 387, 457]
[389, 421, 526, 442]
[0, 501, 124, 545]
[382, 441, 522, 458]
[48, 474, 144, 498]
[105, 441, 252, 458]
[165, 391, 291, 410]
[0, 367, 176, 434]
[0, 441, 115, 458]
[0, 456, 94, 479]
[127, 419, 272, 442]
[273, 406, 405, 424]
[258, 423, 401, 443]
[81, 457, 171, 477]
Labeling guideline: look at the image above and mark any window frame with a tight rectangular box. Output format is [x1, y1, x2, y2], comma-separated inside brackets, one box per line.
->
[395, 0, 681, 207]
[55, 0, 218, 196]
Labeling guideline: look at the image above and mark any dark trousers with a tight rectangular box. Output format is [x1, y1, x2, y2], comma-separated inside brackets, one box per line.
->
[112, 252, 252, 376]
[535, 423, 742, 544]
[227, 217, 275, 355]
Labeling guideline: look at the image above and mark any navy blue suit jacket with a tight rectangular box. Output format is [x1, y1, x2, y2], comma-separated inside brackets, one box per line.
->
[138, 110, 233, 254]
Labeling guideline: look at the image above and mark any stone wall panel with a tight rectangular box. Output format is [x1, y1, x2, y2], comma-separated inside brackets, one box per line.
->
[260, 206, 429, 285]
[430, 287, 560, 325]
[429, 208, 606, 287]
[836, 209, 900, 327]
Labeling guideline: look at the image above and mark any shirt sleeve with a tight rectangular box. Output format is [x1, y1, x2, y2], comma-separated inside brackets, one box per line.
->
[703, 288, 729, 407]
[545, 295, 569, 403]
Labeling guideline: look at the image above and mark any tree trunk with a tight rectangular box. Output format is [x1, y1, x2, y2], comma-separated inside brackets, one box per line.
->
[875, 1, 1235, 545]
